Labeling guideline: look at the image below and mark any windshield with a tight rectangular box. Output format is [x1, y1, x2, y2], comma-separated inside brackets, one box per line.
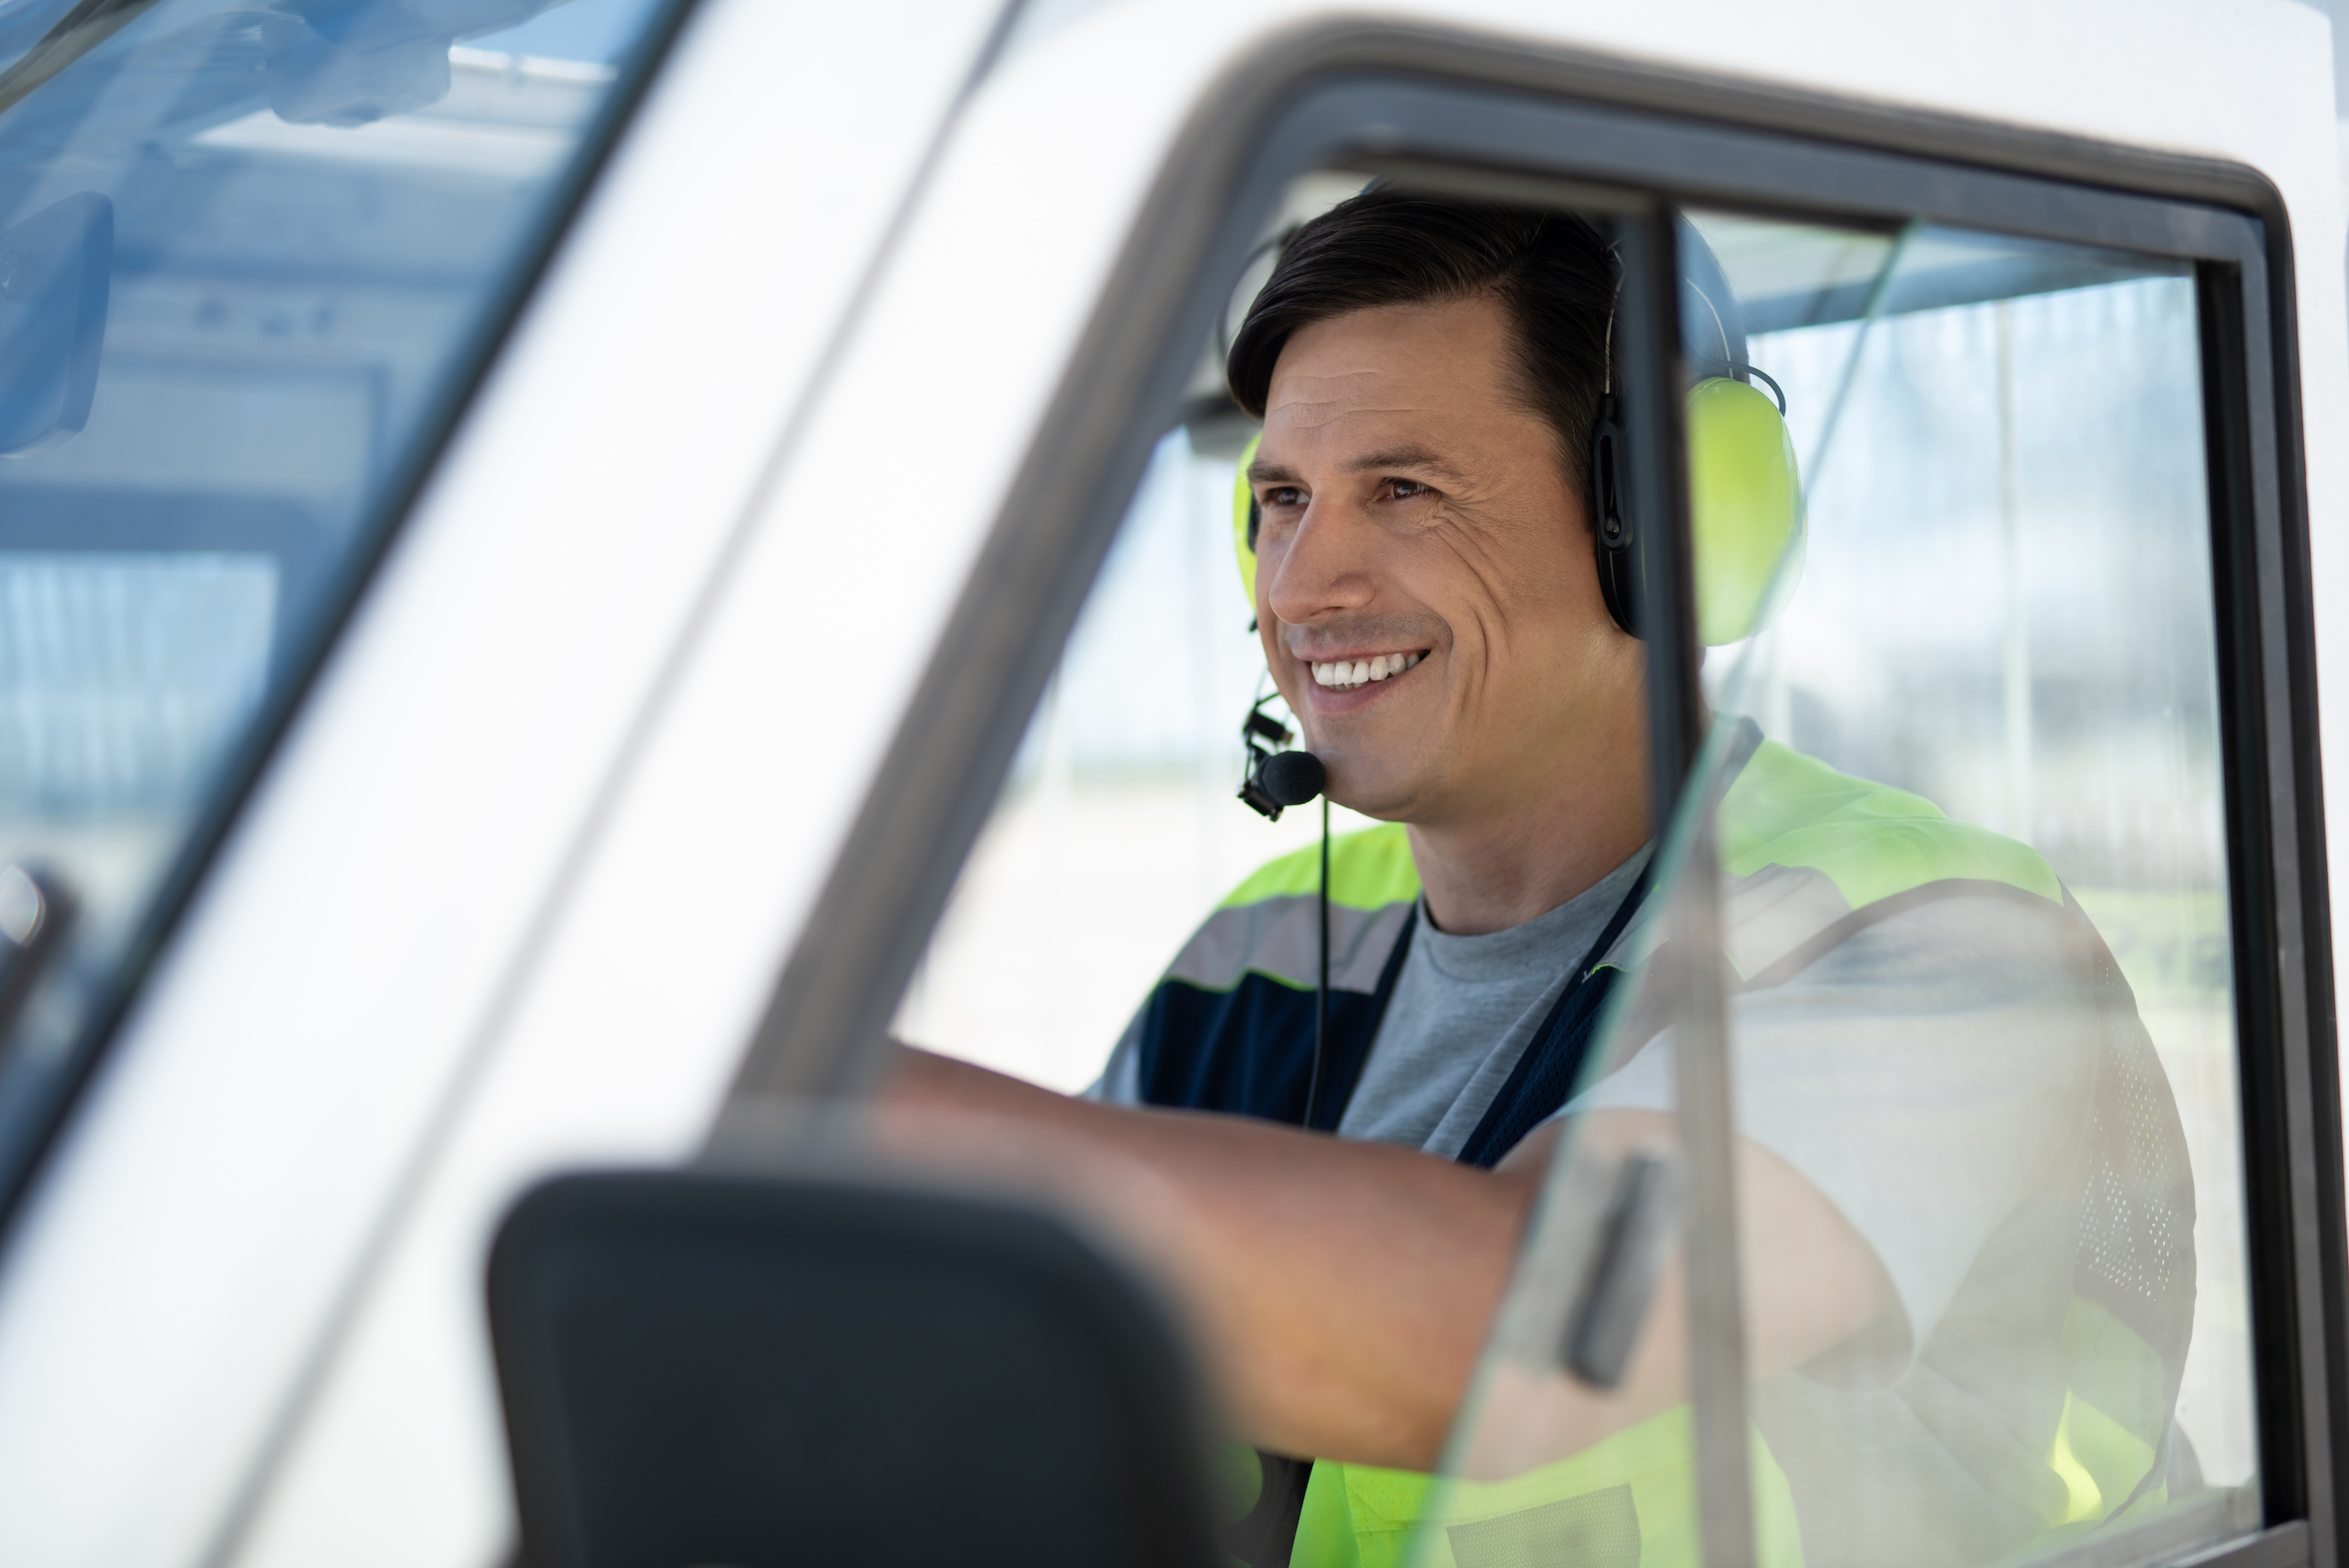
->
[0, 0, 674, 1199]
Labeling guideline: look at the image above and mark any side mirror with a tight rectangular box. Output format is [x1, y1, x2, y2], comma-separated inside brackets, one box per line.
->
[0, 191, 110, 458]
[0, 865, 71, 1047]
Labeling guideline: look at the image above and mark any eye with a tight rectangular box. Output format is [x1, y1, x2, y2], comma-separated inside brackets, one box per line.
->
[1380, 478, 1433, 503]
[1261, 485, 1306, 509]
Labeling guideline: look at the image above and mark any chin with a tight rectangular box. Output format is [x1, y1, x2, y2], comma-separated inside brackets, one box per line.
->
[1318, 759, 1420, 822]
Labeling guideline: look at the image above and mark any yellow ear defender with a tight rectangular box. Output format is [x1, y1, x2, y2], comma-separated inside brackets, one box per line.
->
[1229, 375, 1803, 647]
[1683, 373, 1805, 644]
[1230, 450, 1263, 610]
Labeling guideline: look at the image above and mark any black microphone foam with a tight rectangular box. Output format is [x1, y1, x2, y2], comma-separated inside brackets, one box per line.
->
[1259, 750, 1326, 807]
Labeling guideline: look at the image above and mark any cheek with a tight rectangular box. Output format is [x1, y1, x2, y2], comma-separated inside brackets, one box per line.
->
[1380, 534, 1510, 646]
[1477, 513, 1603, 625]
[1406, 537, 1607, 675]
[1254, 554, 1283, 636]
[1251, 532, 1291, 621]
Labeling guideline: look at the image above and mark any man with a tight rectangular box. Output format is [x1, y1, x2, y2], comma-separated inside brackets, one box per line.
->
[878, 190, 2192, 1568]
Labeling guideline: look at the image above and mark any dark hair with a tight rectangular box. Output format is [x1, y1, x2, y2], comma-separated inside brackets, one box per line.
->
[1226, 189, 1616, 492]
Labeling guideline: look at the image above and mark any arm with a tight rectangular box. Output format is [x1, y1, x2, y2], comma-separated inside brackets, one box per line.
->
[871, 1047, 1891, 1473]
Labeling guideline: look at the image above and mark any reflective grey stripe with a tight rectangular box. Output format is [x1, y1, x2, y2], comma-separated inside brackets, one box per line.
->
[1585, 863, 1857, 982]
[1737, 877, 2070, 994]
[1163, 895, 1415, 994]
[1720, 863, 1859, 981]
[1086, 1012, 1144, 1104]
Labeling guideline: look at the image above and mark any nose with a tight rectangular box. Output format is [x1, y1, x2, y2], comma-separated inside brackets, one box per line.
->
[1265, 497, 1377, 628]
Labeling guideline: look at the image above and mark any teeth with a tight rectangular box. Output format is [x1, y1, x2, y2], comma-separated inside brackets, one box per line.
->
[1309, 652, 1423, 690]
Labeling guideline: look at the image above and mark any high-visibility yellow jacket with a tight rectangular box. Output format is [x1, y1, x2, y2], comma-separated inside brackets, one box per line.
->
[1102, 723, 2195, 1567]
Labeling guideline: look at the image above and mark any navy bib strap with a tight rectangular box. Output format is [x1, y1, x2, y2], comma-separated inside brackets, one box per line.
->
[1452, 868, 1651, 1170]
[1136, 904, 1418, 1129]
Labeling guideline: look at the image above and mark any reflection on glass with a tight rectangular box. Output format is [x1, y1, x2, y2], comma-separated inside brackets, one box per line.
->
[1433, 214, 2257, 1568]
[0, 0, 669, 1147]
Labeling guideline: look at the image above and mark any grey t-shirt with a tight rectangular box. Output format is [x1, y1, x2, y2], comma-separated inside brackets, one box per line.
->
[1337, 848, 1650, 1158]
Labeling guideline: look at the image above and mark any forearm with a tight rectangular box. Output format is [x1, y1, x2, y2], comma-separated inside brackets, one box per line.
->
[870, 1047, 1523, 1468]
[868, 1047, 1888, 1476]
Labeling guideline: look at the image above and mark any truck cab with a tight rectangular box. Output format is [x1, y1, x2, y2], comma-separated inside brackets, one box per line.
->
[0, 3, 2338, 1566]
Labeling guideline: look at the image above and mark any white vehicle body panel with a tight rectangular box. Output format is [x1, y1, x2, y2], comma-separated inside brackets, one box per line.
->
[0, 2, 2333, 1565]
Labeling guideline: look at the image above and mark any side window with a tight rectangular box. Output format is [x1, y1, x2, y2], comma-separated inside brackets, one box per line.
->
[1717, 214, 2252, 1500]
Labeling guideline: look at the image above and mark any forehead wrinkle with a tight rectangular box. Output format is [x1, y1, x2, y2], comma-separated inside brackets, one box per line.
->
[1278, 365, 1401, 394]
[1268, 362, 1426, 415]
[1268, 396, 1433, 433]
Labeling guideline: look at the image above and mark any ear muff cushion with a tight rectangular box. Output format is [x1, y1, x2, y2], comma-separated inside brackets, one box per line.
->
[1687, 376, 1804, 646]
[1232, 432, 1261, 608]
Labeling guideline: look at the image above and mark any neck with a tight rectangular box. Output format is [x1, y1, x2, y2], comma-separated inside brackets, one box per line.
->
[1404, 717, 1652, 939]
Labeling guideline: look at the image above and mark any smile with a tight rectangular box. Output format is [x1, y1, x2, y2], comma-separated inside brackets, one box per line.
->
[1309, 651, 1425, 691]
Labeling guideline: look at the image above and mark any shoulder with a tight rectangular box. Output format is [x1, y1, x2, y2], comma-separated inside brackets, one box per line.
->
[1717, 738, 2074, 986]
[1723, 738, 2062, 910]
[1133, 822, 1420, 1118]
[1161, 822, 1420, 997]
[1217, 820, 1421, 911]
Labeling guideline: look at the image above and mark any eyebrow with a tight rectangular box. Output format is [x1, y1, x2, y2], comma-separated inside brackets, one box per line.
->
[1343, 445, 1461, 480]
[1247, 445, 1465, 487]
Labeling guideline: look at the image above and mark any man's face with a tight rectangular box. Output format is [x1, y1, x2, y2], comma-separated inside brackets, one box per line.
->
[1249, 293, 1643, 826]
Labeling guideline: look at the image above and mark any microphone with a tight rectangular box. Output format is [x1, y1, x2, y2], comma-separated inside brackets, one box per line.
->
[1259, 749, 1326, 807]
[1237, 696, 1326, 821]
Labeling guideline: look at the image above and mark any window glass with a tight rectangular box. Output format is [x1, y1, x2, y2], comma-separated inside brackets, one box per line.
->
[892, 424, 1368, 1090]
[1709, 213, 2253, 1555]
[895, 171, 1383, 1094]
[1433, 212, 2258, 1567]
[0, 0, 672, 1153]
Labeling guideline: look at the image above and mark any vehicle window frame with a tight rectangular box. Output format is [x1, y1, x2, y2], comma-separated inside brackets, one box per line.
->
[713, 26, 2344, 1565]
